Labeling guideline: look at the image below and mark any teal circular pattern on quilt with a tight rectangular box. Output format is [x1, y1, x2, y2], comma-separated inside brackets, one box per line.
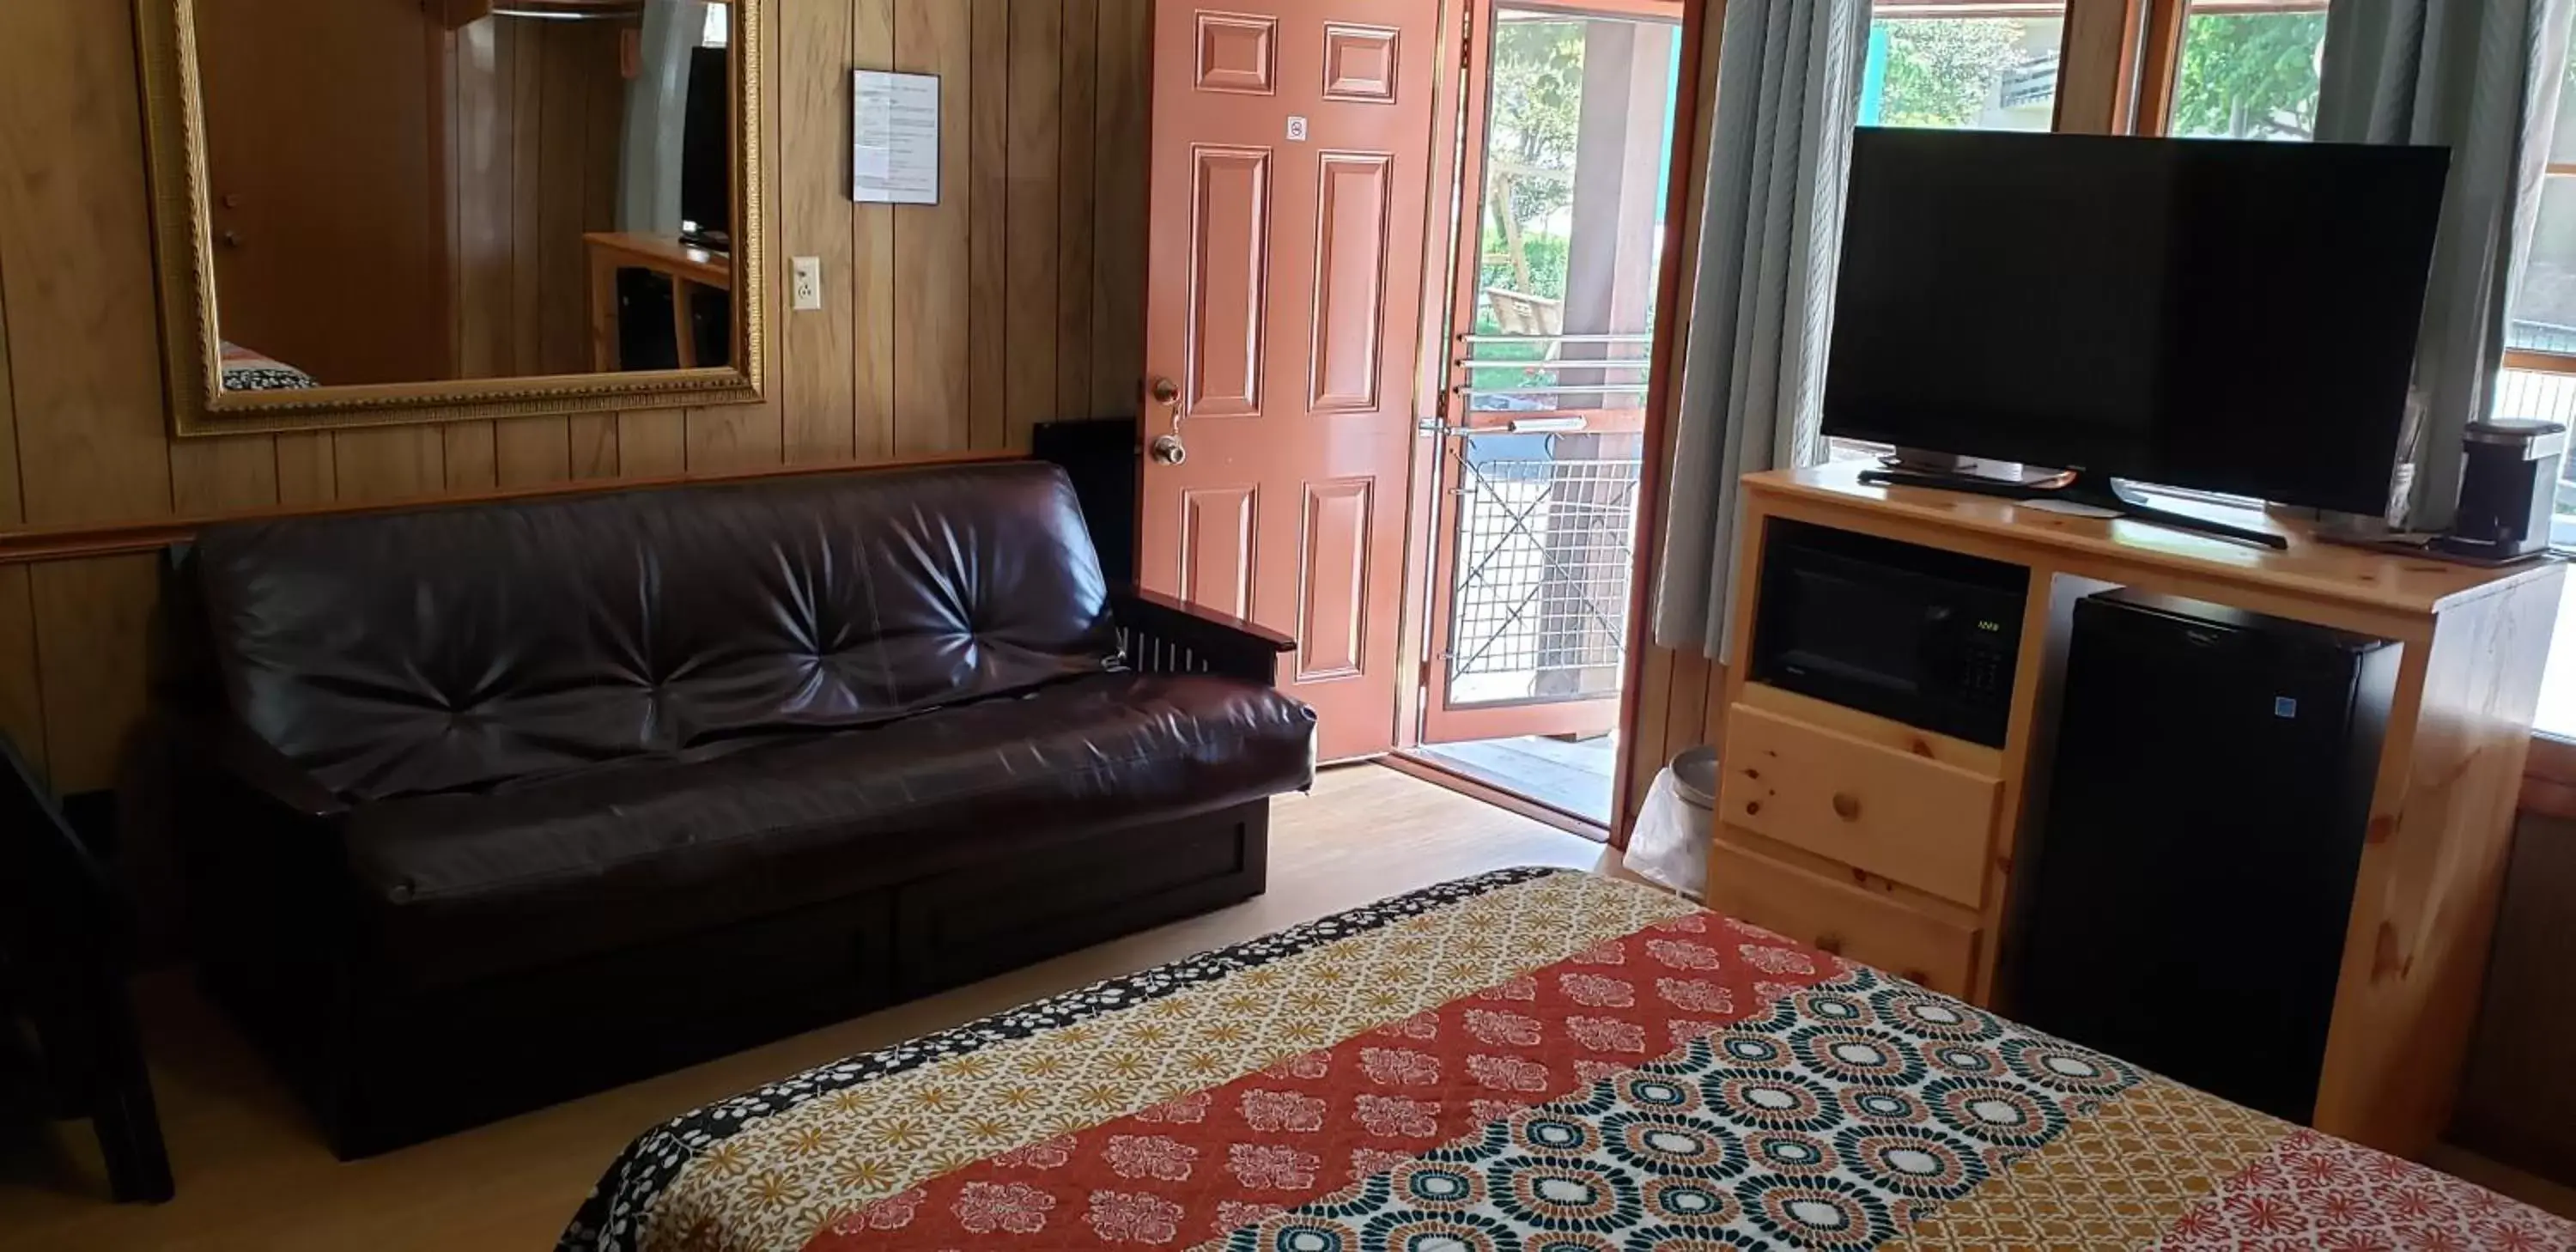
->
[1839, 1086, 1929, 1124]
[1713, 1033, 1791, 1069]
[1389, 1158, 1487, 1212]
[1922, 1077, 2066, 1148]
[1837, 1123, 1988, 1200]
[1490, 1155, 1643, 1232]
[1789, 988, 1870, 1024]
[1523, 1236, 1621, 1252]
[1924, 1041, 2005, 1079]
[1599, 1110, 1747, 1180]
[1787, 1024, 1927, 1088]
[1239, 1215, 1360, 1252]
[1613, 1071, 1704, 1112]
[1700, 1068, 1844, 1133]
[1630, 1227, 1771, 1250]
[1747, 1130, 1836, 1176]
[1870, 987, 2005, 1042]
[1998, 1036, 2138, 1097]
[1738, 1174, 1896, 1250]
[1507, 1109, 1604, 1158]
[1362, 1209, 1526, 1251]
[1638, 1176, 1741, 1227]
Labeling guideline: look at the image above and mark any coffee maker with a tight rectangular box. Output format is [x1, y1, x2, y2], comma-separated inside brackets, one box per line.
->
[2435, 419, 2566, 562]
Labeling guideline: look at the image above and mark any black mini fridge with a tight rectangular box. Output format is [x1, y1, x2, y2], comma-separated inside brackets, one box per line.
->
[2010, 588, 2397, 1123]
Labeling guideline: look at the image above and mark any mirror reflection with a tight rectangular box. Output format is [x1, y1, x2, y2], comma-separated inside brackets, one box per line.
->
[195, 0, 740, 392]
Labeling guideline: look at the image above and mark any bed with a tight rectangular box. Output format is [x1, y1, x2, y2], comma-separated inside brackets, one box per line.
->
[219, 340, 316, 391]
[561, 867, 2573, 1251]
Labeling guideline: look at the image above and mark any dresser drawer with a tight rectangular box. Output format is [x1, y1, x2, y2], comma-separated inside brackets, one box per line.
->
[1704, 837, 1980, 998]
[1716, 702, 2000, 907]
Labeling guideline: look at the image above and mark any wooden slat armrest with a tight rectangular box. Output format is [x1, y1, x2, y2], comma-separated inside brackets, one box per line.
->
[1111, 588, 1297, 685]
[1115, 586, 1298, 650]
[166, 712, 349, 820]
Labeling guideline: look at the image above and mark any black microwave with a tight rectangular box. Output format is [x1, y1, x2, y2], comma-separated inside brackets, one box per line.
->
[1749, 520, 2027, 746]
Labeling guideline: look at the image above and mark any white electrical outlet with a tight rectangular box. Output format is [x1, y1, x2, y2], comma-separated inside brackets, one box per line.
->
[791, 256, 824, 311]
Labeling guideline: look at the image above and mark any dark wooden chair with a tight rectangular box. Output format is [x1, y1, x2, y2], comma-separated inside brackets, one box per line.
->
[0, 734, 172, 1203]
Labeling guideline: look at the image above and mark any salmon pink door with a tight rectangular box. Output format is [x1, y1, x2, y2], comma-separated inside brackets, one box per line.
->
[1138, 0, 1442, 763]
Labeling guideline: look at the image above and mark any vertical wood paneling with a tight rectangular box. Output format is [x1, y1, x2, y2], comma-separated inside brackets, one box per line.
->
[617, 410, 689, 477]
[0, 261, 22, 526]
[1089, 0, 1151, 419]
[510, 19, 547, 376]
[783, 0, 859, 465]
[536, 24, 596, 378]
[0, 0, 174, 527]
[168, 436, 280, 514]
[568, 413, 620, 478]
[494, 415, 572, 486]
[28, 556, 157, 793]
[854, 0, 900, 460]
[272, 434, 338, 507]
[443, 421, 500, 490]
[892, 0, 975, 455]
[332, 426, 447, 502]
[0, 566, 42, 776]
[1007, 0, 1062, 447]
[969, 0, 1012, 451]
[453, 18, 513, 379]
[569, 27, 625, 481]
[1056, 0, 1100, 421]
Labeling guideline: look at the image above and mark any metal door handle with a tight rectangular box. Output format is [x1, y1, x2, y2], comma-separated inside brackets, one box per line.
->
[1148, 377, 1187, 464]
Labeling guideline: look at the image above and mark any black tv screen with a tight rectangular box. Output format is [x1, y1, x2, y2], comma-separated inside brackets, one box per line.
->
[1822, 129, 2449, 515]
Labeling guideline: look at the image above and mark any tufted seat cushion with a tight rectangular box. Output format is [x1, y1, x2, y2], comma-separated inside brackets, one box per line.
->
[192, 464, 1121, 802]
[339, 672, 1314, 983]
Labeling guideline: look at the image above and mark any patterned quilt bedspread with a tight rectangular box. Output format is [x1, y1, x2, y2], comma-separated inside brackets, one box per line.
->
[561, 868, 2573, 1251]
[219, 340, 317, 391]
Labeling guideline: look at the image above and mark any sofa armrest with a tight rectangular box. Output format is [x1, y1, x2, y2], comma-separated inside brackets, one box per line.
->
[1112, 587, 1297, 685]
[162, 711, 349, 822]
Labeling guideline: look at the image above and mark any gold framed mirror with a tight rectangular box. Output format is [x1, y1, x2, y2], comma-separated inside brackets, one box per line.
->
[137, 0, 765, 437]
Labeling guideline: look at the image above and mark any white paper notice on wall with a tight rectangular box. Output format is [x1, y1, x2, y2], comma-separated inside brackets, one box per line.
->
[854, 70, 939, 205]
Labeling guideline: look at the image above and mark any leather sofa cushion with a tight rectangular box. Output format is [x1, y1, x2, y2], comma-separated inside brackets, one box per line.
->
[191, 464, 1119, 803]
[340, 672, 1315, 983]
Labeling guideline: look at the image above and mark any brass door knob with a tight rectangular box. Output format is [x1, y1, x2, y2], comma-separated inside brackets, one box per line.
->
[1149, 434, 1188, 465]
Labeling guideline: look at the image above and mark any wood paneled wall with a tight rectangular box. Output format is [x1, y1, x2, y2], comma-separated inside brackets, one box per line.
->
[0, 0, 1152, 793]
[452, 15, 629, 380]
[2454, 811, 2576, 1180]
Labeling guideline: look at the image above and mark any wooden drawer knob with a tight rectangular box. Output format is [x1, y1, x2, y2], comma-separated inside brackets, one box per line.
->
[1831, 792, 1862, 821]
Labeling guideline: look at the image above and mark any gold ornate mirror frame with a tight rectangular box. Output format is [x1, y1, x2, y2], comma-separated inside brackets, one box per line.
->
[135, 0, 766, 437]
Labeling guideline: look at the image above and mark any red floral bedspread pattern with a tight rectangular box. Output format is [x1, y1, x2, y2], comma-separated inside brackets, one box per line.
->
[807, 913, 1838, 1249]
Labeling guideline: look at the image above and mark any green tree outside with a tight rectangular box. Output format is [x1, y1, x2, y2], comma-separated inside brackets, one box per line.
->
[2169, 13, 2325, 141]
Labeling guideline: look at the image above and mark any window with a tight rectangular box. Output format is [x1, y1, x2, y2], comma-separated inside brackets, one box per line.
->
[1862, 5, 2069, 133]
[2504, 23, 2576, 737]
[2162, 2, 2327, 142]
[1832, 4, 2073, 459]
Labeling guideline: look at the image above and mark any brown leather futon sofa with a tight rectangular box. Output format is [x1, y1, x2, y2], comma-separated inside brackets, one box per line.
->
[157, 462, 1315, 1158]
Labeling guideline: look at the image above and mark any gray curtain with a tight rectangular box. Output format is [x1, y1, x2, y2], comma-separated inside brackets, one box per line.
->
[1650, 0, 1871, 659]
[2317, 0, 2571, 526]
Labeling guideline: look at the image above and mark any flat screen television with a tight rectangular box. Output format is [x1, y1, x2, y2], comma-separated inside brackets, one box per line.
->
[1822, 128, 2449, 526]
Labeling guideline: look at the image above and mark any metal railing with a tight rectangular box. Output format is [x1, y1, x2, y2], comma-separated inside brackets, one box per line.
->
[1445, 441, 1642, 695]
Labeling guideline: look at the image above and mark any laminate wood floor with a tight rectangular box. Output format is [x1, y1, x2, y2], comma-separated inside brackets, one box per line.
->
[0, 764, 1613, 1252]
